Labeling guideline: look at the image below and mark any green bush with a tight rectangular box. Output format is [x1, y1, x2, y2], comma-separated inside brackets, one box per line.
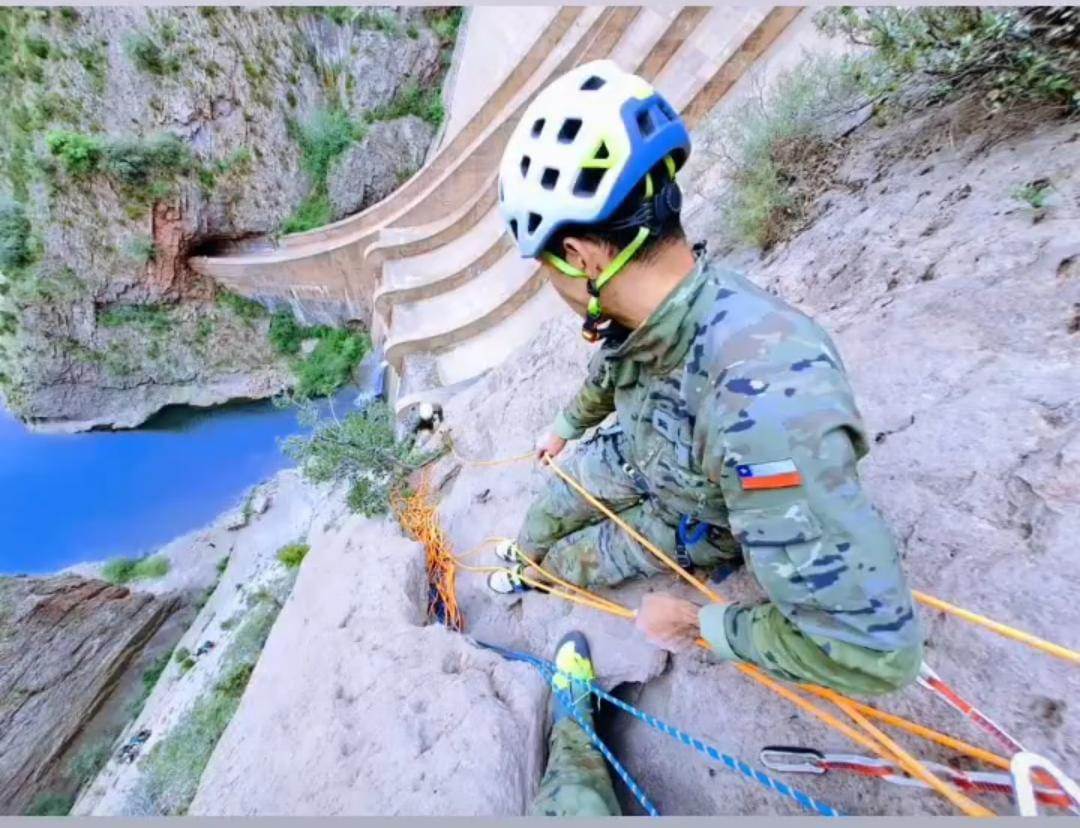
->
[103, 133, 192, 188]
[281, 193, 332, 235]
[708, 55, 860, 249]
[25, 793, 73, 816]
[123, 32, 178, 75]
[215, 556, 229, 576]
[101, 554, 170, 584]
[293, 327, 369, 399]
[125, 234, 156, 264]
[98, 303, 172, 334]
[296, 107, 354, 184]
[426, 7, 463, 43]
[371, 81, 445, 127]
[268, 308, 307, 355]
[24, 34, 49, 60]
[139, 653, 169, 697]
[816, 8, 1080, 117]
[67, 740, 111, 786]
[0, 199, 33, 269]
[1012, 179, 1053, 209]
[284, 401, 441, 517]
[216, 289, 266, 321]
[174, 646, 190, 663]
[46, 130, 103, 176]
[276, 542, 309, 569]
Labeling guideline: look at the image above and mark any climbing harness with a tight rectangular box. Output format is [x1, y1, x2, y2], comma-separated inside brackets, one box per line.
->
[675, 514, 707, 570]
[481, 641, 843, 817]
[760, 746, 1077, 812]
[414, 444, 1080, 816]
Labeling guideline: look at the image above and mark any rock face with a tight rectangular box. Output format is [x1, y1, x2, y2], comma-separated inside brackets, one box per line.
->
[0, 576, 180, 814]
[189, 494, 549, 815]
[413, 101, 1080, 813]
[0, 7, 446, 431]
[328, 116, 435, 219]
[64, 101, 1080, 815]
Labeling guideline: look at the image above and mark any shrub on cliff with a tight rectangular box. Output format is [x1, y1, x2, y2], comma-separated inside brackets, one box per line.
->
[293, 327, 369, 399]
[0, 198, 33, 269]
[816, 7, 1080, 118]
[707, 55, 861, 248]
[276, 542, 309, 569]
[283, 400, 442, 516]
[24, 793, 73, 816]
[101, 554, 170, 584]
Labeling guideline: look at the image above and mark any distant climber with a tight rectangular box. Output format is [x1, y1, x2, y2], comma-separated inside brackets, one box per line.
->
[488, 59, 923, 697]
[531, 631, 621, 816]
[195, 641, 215, 657]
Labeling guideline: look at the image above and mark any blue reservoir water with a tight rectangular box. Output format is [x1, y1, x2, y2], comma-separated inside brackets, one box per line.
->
[0, 384, 371, 576]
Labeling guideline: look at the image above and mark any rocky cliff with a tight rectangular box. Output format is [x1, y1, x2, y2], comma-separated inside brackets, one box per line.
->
[0, 576, 183, 815]
[0, 7, 453, 431]
[187, 95, 1077, 814]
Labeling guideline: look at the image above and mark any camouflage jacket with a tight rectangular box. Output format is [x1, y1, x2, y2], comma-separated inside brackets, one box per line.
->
[552, 260, 920, 653]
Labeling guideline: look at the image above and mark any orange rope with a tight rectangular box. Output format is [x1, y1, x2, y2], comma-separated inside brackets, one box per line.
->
[538, 455, 989, 816]
[437, 446, 1073, 814]
[503, 549, 996, 815]
[913, 590, 1080, 666]
[393, 471, 464, 631]
[799, 687, 1011, 772]
[449, 446, 1079, 668]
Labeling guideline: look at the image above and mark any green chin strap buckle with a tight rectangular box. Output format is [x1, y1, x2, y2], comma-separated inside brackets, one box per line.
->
[541, 169, 659, 342]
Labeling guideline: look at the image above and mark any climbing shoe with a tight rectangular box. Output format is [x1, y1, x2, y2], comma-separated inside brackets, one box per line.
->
[551, 630, 597, 724]
[494, 539, 524, 564]
[487, 563, 531, 594]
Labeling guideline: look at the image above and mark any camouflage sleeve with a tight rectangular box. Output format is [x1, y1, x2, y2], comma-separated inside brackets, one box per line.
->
[552, 351, 616, 440]
[695, 331, 922, 693]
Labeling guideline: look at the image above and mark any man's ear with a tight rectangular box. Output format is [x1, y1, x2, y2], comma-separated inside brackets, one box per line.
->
[562, 236, 610, 278]
[561, 236, 589, 273]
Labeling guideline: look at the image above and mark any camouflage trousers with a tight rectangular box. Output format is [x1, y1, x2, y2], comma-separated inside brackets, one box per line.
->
[530, 718, 621, 816]
[517, 428, 738, 587]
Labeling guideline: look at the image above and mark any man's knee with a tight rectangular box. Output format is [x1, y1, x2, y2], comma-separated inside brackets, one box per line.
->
[855, 639, 923, 694]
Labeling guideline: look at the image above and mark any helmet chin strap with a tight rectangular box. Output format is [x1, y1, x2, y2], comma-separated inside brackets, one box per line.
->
[542, 168, 665, 343]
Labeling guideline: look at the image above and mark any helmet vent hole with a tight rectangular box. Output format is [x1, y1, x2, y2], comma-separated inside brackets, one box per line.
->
[636, 109, 656, 138]
[594, 141, 610, 161]
[580, 75, 606, 91]
[520, 156, 531, 177]
[540, 168, 559, 191]
[508, 218, 518, 239]
[531, 118, 545, 138]
[557, 118, 582, 144]
[527, 212, 542, 233]
[573, 167, 606, 197]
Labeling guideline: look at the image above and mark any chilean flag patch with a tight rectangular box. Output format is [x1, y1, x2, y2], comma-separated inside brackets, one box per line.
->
[736, 459, 803, 490]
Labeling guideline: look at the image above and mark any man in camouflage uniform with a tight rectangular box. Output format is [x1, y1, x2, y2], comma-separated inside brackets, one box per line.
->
[510, 257, 923, 697]
[495, 60, 922, 816]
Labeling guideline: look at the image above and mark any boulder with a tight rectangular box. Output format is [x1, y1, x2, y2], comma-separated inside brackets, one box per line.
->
[190, 507, 548, 815]
[327, 116, 435, 220]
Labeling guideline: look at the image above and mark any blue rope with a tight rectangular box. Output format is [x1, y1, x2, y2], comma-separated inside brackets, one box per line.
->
[481, 641, 843, 817]
[552, 686, 660, 816]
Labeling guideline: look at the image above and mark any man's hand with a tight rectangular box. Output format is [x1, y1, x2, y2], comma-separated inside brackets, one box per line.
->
[634, 592, 702, 653]
[535, 431, 567, 461]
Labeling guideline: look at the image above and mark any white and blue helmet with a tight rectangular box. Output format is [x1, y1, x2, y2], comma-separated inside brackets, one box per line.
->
[498, 59, 691, 259]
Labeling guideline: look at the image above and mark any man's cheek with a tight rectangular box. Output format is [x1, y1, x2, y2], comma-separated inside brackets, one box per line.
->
[544, 269, 590, 316]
